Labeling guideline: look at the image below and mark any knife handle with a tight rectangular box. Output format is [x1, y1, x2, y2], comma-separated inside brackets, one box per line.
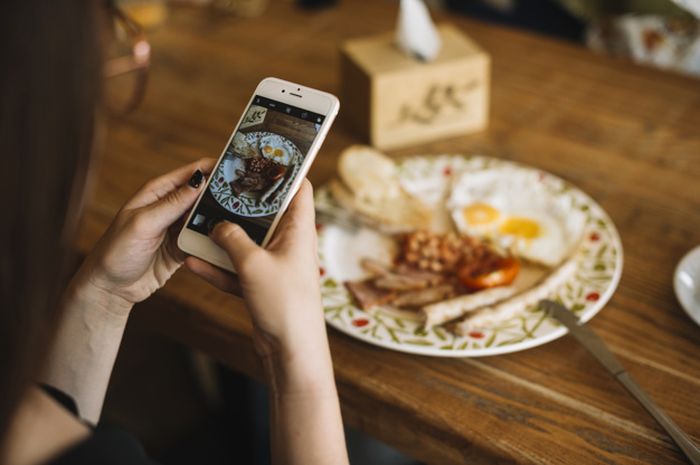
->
[616, 371, 700, 465]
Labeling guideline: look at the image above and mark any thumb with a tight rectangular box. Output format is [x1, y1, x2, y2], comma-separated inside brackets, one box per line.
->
[209, 221, 261, 270]
[145, 171, 205, 233]
[268, 178, 315, 251]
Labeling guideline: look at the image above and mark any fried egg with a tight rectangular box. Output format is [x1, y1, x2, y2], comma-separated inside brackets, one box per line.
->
[262, 144, 292, 165]
[448, 167, 585, 267]
[259, 137, 293, 166]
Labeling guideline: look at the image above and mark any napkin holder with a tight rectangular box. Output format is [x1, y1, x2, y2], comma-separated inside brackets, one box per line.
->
[340, 24, 490, 150]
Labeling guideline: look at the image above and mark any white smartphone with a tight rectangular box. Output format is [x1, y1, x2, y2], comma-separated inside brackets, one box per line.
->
[178, 77, 339, 272]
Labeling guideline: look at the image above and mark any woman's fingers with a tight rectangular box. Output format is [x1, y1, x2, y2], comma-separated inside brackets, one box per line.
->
[124, 158, 216, 210]
[286, 179, 315, 223]
[209, 221, 263, 272]
[165, 216, 189, 263]
[139, 171, 207, 235]
[184, 256, 242, 296]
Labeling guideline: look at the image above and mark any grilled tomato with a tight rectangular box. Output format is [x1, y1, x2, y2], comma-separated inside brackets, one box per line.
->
[458, 257, 520, 290]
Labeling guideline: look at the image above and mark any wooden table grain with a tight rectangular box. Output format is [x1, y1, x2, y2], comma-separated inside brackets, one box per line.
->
[79, 2, 700, 464]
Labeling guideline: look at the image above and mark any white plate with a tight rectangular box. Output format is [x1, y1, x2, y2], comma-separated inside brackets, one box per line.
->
[316, 155, 624, 357]
[674, 245, 700, 327]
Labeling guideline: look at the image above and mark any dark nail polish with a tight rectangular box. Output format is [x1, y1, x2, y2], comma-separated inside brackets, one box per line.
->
[188, 169, 203, 188]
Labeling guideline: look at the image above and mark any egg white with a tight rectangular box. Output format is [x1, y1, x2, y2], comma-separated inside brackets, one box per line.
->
[448, 167, 585, 267]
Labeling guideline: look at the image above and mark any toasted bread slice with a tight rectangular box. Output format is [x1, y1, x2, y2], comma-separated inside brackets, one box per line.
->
[331, 146, 432, 230]
[337, 145, 402, 204]
[329, 177, 431, 231]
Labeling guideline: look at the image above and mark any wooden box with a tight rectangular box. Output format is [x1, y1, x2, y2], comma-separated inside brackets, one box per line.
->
[340, 24, 490, 150]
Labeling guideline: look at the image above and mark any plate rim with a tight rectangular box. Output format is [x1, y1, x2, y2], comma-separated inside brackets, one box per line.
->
[674, 245, 700, 327]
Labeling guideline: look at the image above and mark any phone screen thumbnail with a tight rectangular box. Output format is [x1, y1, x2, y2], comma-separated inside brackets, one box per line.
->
[187, 96, 325, 244]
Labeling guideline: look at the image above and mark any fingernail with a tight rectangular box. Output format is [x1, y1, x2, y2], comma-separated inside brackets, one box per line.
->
[188, 169, 204, 188]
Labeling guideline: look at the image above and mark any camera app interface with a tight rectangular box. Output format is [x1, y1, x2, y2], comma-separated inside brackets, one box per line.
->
[187, 96, 325, 244]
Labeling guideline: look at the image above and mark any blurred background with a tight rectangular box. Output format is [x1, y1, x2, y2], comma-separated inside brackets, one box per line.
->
[119, 0, 700, 76]
[101, 1, 699, 465]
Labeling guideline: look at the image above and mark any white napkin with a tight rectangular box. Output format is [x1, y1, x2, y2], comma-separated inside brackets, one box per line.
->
[395, 0, 442, 62]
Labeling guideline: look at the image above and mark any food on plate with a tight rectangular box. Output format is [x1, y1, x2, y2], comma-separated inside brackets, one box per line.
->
[231, 156, 287, 195]
[329, 145, 432, 231]
[323, 150, 591, 336]
[452, 250, 580, 334]
[260, 173, 287, 204]
[259, 135, 294, 166]
[341, 227, 582, 333]
[345, 257, 446, 310]
[422, 286, 517, 330]
[391, 284, 455, 308]
[344, 280, 396, 310]
[448, 167, 585, 267]
[457, 256, 520, 290]
[344, 230, 518, 315]
[232, 132, 259, 158]
[401, 230, 467, 273]
[358, 257, 393, 278]
[401, 230, 519, 290]
[261, 143, 292, 165]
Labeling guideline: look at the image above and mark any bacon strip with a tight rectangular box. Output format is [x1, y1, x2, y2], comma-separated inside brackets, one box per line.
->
[390, 284, 456, 308]
[359, 257, 392, 277]
[344, 280, 396, 310]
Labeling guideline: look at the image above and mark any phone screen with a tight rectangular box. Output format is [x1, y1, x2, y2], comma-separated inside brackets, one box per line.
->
[187, 95, 325, 244]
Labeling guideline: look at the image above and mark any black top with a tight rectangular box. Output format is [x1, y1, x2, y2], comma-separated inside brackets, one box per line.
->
[42, 385, 158, 465]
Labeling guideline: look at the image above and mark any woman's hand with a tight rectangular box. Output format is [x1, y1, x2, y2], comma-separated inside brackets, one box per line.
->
[44, 158, 215, 423]
[74, 158, 215, 315]
[186, 180, 349, 465]
[185, 180, 328, 377]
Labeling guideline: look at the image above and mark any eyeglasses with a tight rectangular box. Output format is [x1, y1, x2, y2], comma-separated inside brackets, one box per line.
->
[103, 3, 151, 114]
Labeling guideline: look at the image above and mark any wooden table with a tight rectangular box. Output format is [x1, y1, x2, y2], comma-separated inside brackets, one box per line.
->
[80, 2, 700, 464]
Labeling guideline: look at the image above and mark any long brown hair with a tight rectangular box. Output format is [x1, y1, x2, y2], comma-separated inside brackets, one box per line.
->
[0, 0, 102, 443]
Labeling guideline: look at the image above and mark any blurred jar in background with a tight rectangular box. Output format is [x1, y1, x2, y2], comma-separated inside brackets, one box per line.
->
[117, 0, 168, 29]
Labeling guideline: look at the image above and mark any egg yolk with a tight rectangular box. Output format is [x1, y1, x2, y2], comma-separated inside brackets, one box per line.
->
[499, 217, 540, 239]
[463, 203, 500, 226]
[273, 148, 284, 157]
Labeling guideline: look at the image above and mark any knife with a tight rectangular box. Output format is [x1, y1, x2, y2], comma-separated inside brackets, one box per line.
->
[540, 299, 700, 465]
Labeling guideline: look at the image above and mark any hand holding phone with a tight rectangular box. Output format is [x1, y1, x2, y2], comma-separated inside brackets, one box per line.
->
[178, 77, 339, 271]
[186, 180, 348, 465]
[185, 180, 328, 355]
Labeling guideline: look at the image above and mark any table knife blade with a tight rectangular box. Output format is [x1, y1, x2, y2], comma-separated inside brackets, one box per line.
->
[540, 299, 625, 375]
[540, 299, 700, 465]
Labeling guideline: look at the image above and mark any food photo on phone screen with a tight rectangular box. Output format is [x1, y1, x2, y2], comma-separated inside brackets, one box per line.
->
[186, 95, 324, 244]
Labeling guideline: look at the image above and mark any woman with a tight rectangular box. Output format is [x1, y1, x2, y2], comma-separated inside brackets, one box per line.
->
[0, 1, 348, 464]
